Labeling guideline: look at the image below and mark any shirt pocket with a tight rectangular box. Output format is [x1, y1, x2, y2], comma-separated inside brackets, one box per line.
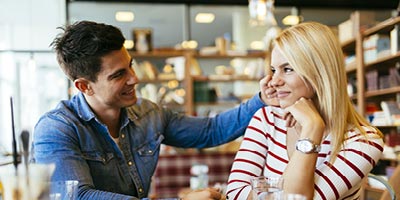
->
[137, 134, 164, 163]
[82, 151, 115, 165]
[81, 151, 121, 188]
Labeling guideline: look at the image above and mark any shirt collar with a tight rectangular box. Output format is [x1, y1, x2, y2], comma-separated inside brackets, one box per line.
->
[74, 92, 130, 127]
[75, 92, 96, 122]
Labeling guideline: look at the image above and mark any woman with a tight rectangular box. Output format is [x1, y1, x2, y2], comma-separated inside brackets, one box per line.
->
[226, 22, 384, 200]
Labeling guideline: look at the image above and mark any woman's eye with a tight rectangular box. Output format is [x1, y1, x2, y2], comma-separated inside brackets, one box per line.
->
[284, 67, 294, 73]
[271, 68, 276, 74]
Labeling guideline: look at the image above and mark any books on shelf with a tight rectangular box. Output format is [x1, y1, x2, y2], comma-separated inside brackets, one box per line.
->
[390, 24, 400, 55]
[338, 11, 376, 43]
[388, 66, 400, 87]
[381, 101, 400, 125]
[363, 33, 391, 63]
[365, 67, 400, 91]
[365, 70, 379, 91]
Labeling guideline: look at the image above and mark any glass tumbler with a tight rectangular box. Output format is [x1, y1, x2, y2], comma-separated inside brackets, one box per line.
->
[250, 176, 284, 200]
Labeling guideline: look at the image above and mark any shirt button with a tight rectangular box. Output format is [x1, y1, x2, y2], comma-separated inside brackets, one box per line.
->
[121, 134, 125, 138]
[138, 188, 143, 193]
[128, 161, 133, 166]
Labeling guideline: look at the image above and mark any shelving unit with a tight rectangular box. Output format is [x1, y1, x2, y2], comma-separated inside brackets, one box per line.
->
[343, 16, 400, 116]
[129, 50, 266, 116]
[343, 16, 400, 199]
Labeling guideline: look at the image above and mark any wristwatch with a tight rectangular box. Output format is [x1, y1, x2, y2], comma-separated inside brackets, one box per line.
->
[295, 138, 321, 154]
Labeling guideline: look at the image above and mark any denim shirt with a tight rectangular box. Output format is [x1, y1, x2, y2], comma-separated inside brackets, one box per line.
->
[32, 92, 266, 200]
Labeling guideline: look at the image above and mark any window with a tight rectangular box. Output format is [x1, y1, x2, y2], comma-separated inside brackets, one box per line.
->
[0, 52, 68, 153]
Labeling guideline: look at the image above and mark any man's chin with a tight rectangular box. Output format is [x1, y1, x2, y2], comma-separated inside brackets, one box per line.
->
[123, 96, 137, 107]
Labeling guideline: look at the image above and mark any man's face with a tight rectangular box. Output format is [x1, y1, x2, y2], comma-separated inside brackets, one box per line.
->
[87, 47, 139, 111]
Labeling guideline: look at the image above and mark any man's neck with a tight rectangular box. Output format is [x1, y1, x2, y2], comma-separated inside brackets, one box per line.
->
[85, 95, 121, 138]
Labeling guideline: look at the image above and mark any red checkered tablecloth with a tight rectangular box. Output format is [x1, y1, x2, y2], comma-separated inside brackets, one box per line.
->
[150, 152, 236, 199]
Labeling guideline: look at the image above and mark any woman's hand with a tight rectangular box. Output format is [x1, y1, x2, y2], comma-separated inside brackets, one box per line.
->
[259, 75, 279, 107]
[181, 188, 226, 200]
[284, 97, 325, 138]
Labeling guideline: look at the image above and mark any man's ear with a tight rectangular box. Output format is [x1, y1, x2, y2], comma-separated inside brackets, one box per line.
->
[74, 78, 94, 95]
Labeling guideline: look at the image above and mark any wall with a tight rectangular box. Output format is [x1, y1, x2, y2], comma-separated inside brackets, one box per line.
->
[0, 0, 66, 50]
[0, 0, 67, 152]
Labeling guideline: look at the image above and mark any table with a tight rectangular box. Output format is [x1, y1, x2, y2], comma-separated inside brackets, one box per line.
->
[150, 152, 236, 199]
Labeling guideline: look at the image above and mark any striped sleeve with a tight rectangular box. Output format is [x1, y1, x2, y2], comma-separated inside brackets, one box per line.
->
[313, 127, 384, 200]
[226, 106, 274, 200]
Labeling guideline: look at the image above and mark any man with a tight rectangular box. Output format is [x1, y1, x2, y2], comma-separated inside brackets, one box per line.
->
[32, 20, 276, 200]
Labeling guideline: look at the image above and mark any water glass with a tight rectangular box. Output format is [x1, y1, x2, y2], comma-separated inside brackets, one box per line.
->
[250, 176, 284, 200]
[49, 180, 78, 200]
[0, 164, 54, 200]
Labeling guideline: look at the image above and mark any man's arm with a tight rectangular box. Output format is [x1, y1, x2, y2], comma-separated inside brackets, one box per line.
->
[32, 115, 137, 200]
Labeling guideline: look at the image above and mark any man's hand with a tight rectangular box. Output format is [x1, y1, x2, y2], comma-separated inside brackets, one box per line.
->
[182, 188, 226, 200]
[259, 75, 279, 107]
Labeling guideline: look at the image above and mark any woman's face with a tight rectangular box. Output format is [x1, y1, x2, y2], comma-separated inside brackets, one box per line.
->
[270, 47, 315, 108]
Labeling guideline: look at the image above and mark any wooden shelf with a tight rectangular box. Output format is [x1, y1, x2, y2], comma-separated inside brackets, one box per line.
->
[364, 51, 400, 71]
[365, 86, 400, 98]
[345, 62, 357, 73]
[363, 16, 400, 36]
[344, 15, 400, 116]
[195, 101, 239, 106]
[130, 49, 265, 115]
[341, 38, 356, 53]
[129, 50, 186, 58]
[194, 51, 266, 59]
[140, 78, 183, 83]
[192, 75, 260, 82]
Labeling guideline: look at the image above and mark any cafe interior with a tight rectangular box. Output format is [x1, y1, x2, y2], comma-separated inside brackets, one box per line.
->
[0, 0, 399, 199]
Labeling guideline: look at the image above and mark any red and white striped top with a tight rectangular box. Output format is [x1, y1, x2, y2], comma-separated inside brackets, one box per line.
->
[226, 106, 384, 200]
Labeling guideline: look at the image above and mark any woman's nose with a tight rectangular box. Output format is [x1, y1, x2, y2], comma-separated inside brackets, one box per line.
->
[270, 74, 283, 87]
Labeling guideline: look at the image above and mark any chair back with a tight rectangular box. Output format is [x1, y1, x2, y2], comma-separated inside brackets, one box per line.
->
[380, 165, 400, 200]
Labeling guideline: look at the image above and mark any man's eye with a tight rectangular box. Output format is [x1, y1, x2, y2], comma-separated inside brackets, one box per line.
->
[271, 68, 276, 74]
[111, 71, 125, 79]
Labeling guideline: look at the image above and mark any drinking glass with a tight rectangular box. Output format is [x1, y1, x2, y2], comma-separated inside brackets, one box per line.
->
[250, 176, 284, 200]
[0, 164, 54, 200]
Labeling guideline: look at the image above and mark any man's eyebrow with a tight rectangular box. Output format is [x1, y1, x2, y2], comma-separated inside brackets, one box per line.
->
[107, 58, 134, 80]
[107, 68, 125, 80]
[271, 62, 290, 68]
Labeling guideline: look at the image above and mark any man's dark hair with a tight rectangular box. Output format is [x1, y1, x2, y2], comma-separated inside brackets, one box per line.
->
[51, 21, 125, 82]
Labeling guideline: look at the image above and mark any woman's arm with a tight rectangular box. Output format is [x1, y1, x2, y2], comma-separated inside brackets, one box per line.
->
[226, 107, 270, 200]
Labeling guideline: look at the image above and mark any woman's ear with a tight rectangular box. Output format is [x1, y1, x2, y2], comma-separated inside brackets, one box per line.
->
[74, 78, 94, 95]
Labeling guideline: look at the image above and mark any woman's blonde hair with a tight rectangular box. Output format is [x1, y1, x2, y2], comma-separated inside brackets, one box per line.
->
[274, 22, 382, 160]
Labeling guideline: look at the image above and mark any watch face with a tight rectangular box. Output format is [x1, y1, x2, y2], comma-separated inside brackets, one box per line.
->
[297, 140, 313, 152]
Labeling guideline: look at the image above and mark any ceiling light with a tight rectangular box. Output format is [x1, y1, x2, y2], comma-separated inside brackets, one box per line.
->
[248, 0, 277, 27]
[195, 13, 215, 23]
[115, 11, 134, 22]
[282, 7, 303, 26]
